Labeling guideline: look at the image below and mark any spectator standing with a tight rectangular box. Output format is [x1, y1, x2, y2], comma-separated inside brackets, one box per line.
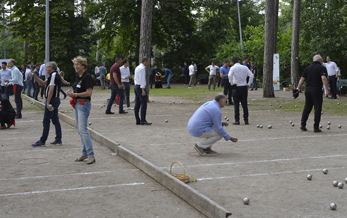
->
[205, 62, 219, 91]
[182, 62, 189, 85]
[120, 60, 131, 108]
[228, 57, 254, 125]
[8, 59, 24, 119]
[0, 62, 12, 99]
[32, 65, 41, 100]
[324, 56, 339, 99]
[98, 64, 107, 89]
[31, 61, 63, 147]
[134, 58, 151, 125]
[164, 67, 173, 89]
[220, 61, 233, 105]
[68, 56, 96, 165]
[105, 55, 127, 114]
[250, 63, 258, 91]
[296, 55, 329, 132]
[24, 65, 33, 97]
[188, 62, 196, 87]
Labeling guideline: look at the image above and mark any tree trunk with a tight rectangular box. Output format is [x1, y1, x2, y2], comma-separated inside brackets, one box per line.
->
[139, 0, 153, 62]
[273, 0, 279, 52]
[139, 0, 153, 100]
[263, 0, 276, 98]
[290, 0, 301, 87]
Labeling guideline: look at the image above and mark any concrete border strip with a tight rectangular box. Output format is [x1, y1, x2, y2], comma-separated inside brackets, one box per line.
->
[23, 95, 232, 218]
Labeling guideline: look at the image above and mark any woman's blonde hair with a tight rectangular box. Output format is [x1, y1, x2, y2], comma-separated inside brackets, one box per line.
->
[72, 56, 88, 68]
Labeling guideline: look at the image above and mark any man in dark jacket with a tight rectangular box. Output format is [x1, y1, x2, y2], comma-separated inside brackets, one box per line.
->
[296, 55, 329, 132]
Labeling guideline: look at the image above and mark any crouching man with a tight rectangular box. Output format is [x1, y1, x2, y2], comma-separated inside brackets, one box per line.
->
[187, 94, 238, 155]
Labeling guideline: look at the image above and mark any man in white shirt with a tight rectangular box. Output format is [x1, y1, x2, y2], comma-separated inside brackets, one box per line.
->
[0, 61, 12, 99]
[134, 57, 151, 125]
[188, 62, 196, 87]
[228, 57, 254, 125]
[120, 60, 131, 108]
[205, 62, 219, 91]
[8, 59, 24, 119]
[324, 56, 339, 99]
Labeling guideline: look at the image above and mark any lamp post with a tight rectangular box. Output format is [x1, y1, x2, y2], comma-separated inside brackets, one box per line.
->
[45, 0, 50, 63]
[237, 0, 243, 52]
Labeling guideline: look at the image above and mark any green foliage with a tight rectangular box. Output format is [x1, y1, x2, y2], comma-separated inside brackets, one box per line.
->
[2, 0, 346, 82]
[4, 0, 95, 81]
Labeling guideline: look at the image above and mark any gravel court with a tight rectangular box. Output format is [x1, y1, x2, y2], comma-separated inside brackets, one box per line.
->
[53, 90, 347, 217]
[0, 107, 204, 218]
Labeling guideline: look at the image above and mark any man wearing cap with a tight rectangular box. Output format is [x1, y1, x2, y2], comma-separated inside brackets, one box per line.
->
[0, 62, 12, 99]
[8, 59, 24, 119]
[32, 62, 63, 147]
[296, 55, 329, 132]
[187, 94, 238, 155]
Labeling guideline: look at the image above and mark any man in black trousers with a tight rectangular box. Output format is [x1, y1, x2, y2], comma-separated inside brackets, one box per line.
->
[228, 57, 254, 125]
[134, 57, 151, 125]
[296, 54, 329, 132]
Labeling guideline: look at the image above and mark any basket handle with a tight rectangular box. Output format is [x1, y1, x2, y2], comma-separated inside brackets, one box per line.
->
[169, 161, 187, 176]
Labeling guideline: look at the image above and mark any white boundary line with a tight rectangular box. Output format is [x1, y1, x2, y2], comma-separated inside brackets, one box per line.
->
[143, 133, 347, 147]
[197, 166, 347, 181]
[180, 154, 347, 169]
[0, 169, 139, 181]
[0, 147, 80, 153]
[0, 182, 145, 197]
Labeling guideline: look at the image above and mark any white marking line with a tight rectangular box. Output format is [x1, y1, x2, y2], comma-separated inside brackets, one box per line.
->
[0, 170, 138, 181]
[0, 147, 80, 153]
[15, 119, 43, 123]
[182, 154, 347, 169]
[197, 166, 347, 181]
[239, 133, 347, 142]
[0, 182, 145, 197]
[146, 133, 347, 147]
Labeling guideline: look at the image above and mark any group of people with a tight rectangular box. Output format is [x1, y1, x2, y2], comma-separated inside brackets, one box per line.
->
[104, 56, 152, 125]
[183, 58, 257, 92]
[187, 54, 341, 156]
[30, 57, 96, 165]
[187, 56, 254, 155]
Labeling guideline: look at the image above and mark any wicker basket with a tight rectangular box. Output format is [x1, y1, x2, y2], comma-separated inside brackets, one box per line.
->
[169, 161, 196, 184]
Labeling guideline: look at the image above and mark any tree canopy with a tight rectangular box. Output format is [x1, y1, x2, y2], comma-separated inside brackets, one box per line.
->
[1, 0, 346, 81]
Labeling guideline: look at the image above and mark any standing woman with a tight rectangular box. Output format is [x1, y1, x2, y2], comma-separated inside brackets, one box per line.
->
[67, 56, 95, 164]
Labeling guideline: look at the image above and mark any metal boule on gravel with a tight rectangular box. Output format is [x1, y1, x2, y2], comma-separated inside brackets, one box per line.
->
[338, 182, 344, 189]
[224, 116, 227, 120]
[164, 120, 168, 123]
[226, 118, 229, 122]
[319, 124, 323, 129]
[322, 169, 328, 174]
[344, 177, 347, 184]
[330, 202, 337, 210]
[307, 174, 312, 180]
[259, 125, 263, 128]
[338, 125, 342, 129]
[327, 125, 330, 130]
[291, 123, 295, 127]
[328, 121, 331, 125]
[333, 180, 338, 187]
[267, 125, 272, 129]
[243, 197, 250, 205]
[256, 124, 260, 128]
[289, 120, 293, 124]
